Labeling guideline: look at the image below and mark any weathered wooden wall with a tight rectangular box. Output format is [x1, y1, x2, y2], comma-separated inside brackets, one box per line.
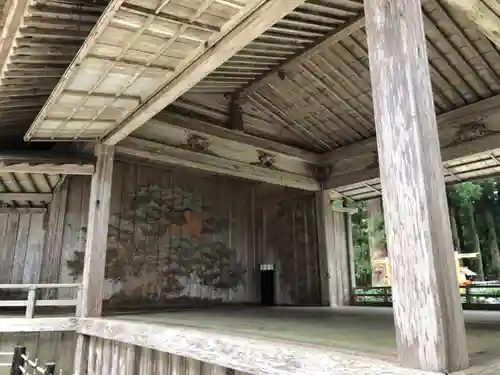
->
[0, 211, 46, 285]
[59, 161, 256, 307]
[255, 190, 322, 305]
[86, 337, 251, 375]
[0, 160, 324, 308]
[0, 332, 75, 375]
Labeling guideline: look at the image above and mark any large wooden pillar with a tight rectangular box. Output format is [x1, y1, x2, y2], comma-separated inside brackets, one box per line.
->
[364, 0, 469, 372]
[316, 191, 352, 306]
[74, 144, 114, 374]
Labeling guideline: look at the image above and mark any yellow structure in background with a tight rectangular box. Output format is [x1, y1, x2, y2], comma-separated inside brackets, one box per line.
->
[375, 252, 479, 287]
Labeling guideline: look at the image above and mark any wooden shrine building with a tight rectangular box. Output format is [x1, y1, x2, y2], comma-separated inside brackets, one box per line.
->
[1, 0, 500, 374]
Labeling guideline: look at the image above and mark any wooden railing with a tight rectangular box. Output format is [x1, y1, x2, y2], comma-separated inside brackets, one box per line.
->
[354, 284, 500, 309]
[0, 283, 82, 318]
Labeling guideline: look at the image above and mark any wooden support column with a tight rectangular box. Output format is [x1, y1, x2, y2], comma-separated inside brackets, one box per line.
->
[316, 191, 352, 306]
[364, 0, 469, 372]
[74, 144, 114, 375]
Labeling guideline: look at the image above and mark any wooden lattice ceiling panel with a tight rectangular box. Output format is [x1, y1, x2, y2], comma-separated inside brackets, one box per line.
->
[24, 0, 305, 142]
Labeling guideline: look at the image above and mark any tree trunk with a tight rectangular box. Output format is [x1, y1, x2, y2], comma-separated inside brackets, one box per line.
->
[367, 198, 387, 286]
[455, 205, 465, 253]
[484, 208, 500, 280]
[467, 202, 485, 280]
[449, 204, 461, 253]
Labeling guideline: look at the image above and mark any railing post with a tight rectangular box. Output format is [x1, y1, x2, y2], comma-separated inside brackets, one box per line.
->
[76, 285, 83, 317]
[44, 362, 56, 375]
[10, 346, 26, 375]
[26, 287, 37, 318]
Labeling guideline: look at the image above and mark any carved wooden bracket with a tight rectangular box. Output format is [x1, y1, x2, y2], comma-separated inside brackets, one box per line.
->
[186, 133, 210, 153]
[446, 118, 500, 147]
[255, 150, 276, 168]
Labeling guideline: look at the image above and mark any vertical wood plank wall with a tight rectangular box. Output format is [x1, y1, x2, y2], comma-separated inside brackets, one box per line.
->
[255, 191, 322, 305]
[0, 211, 47, 286]
[0, 160, 323, 307]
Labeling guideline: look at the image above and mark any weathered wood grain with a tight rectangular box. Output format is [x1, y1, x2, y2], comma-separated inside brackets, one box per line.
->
[443, 0, 500, 49]
[40, 180, 69, 290]
[315, 191, 351, 306]
[103, 0, 309, 145]
[117, 137, 320, 191]
[0, 317, 77, 333]
[80, 144, 115, 318]
[364, 0, 469, 372]
[77, 317, 441, 375]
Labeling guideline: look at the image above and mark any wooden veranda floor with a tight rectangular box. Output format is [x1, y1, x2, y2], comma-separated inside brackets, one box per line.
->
[110, 306, 500, 363]
[1, 306, 500, 374]
[84, 306, 500, 375]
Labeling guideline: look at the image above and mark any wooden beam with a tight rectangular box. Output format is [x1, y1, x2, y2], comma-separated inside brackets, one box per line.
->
[80, 144, 114, 317]
[239, 14, 365, 98]
[103, 0, 309, 145]
[117, 137, 320, 191]
[322, 93, 500, 165]
[325, 132, 500, 190]
[0, 193, 52, 202]
[315, 191, 351, 307]
[0, 317, 76, 333]
[364, 0, 468, 372]
[443, 0, 500, 48]
[0, 152, 95, 175]
[153, 112, 320, 164]
[77, 318, 435, 375]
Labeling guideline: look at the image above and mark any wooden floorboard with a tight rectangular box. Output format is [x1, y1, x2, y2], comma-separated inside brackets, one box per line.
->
[1, 306, 499, 373]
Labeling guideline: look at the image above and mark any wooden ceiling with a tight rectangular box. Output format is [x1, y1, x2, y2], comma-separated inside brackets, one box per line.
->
[0, 0, 110, 141]
[174, 0, 500, 153]
[2, 0, 500, 195]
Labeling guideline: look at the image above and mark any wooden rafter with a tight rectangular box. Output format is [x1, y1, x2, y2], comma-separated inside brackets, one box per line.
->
[237, 13, 365, 98]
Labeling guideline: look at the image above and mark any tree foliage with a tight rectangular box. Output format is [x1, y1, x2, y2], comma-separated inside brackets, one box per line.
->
[353, 176, 500, 286]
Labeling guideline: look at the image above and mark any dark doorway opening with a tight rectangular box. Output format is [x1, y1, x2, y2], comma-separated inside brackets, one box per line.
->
[260, 264, 275, 306]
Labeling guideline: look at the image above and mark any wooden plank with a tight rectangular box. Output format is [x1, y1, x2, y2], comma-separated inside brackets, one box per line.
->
[40, 180, 69, 287]
[0, 317, 76, 332]
[117, 137, 320, 191]
[239, 14, 365, 97]
[0, 193, 52, 202]
[364, 0, 469, 372]
[103, 0, 309, 145]
[22, 213, 45, 284]
[10, 214, 31, 283]
[321, 93, 500, 165]
[443, 0, 500, 48]
[80, 144, 115, 317]
[77, 318, 442, 375]
[0, 213, 11, 282]
[73, 335, 89, 375]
